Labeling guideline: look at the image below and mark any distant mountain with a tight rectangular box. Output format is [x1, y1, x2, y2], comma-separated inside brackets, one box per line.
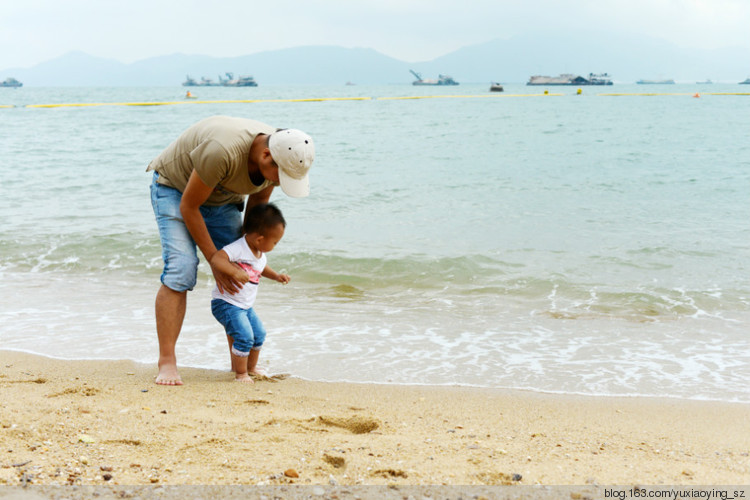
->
[0, 47, 414, 87]
[2, 34, 749, 86]
[435, 32, 750, 83]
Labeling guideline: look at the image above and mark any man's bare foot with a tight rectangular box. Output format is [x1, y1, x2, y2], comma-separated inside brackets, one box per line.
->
[235, 373, 254, 383]
[155, 363, 183, 386]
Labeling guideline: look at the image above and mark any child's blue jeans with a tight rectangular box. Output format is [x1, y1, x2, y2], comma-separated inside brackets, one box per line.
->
[211, 299, 267, 356]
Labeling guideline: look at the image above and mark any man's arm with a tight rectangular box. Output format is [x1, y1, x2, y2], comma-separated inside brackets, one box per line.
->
[210, 250, 249, 285]
[180, 170, 218, 260]
[180, 170, 242, 294]
[244, 184, 275, 227]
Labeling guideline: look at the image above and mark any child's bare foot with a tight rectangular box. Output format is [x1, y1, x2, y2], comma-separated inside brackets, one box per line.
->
[249, 367, 268, 377]
[235, 373, 254, 383]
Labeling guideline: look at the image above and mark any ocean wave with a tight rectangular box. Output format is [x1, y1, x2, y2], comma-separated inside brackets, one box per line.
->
[0, 232, 163, 275]
[2, 233, 748, 323]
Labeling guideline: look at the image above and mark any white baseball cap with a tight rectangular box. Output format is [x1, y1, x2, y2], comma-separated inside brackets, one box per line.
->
[268, 129, 315, 198]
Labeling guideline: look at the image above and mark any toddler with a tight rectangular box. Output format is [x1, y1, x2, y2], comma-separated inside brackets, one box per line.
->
[210, 203, 290, 382]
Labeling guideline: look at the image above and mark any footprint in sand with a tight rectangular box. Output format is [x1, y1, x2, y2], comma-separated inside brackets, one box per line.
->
[245, 399, 270, 405]
[46, 386, 100, 398]
[372, 468, 408, 478]
[317, 415, 379, 434]
[5, 377, 47, 384]
[251, 373, 290, 383]
[266, 414, 380, 434]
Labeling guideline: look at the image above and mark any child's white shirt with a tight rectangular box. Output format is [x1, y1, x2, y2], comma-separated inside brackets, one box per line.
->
[211, 237, 267, 309]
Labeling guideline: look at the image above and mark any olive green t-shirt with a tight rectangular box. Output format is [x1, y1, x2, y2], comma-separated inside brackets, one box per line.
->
[147, 116, 276, 206]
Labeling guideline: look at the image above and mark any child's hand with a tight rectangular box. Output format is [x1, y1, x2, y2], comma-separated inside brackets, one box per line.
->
[276, 274, 291, 285]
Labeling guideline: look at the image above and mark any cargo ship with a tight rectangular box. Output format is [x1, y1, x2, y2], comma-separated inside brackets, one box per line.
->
[527, 73, 612, 86]
[410, 70, 459, 86]
[219, 72, 258, 87]
[183, 73, 258, 87]
[183, 75, 218, 86]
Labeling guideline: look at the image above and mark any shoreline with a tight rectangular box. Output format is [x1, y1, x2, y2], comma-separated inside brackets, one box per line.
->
[1, 350, 749, 488]
[4, 348, 747, 406]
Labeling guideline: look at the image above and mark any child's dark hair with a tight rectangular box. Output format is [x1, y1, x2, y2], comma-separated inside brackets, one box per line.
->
[243, 203, 286, 235]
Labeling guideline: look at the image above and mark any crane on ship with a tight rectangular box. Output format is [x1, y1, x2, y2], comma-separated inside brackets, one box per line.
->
[409, 69, 425, 84]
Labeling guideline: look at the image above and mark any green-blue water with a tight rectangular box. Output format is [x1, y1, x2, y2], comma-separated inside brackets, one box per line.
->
[1, 84, 748, 401]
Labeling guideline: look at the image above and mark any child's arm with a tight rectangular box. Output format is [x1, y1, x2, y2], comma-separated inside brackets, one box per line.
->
[262, 265, 290, 284]
[210, 250, 250, 285]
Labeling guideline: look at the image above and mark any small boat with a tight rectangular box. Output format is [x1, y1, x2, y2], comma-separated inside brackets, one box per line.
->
[696, 79, 713, 84]
[1, 77, 22, 88]
[410, 70, 459, 86]
[489, 82, 504, 92]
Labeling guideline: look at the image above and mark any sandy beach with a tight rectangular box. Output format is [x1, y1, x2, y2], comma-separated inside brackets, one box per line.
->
[1, 350, 748, 497]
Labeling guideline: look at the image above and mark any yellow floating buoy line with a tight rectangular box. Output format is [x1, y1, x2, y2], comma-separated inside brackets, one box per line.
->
[376, 93, 563, 100]
[598, 93, 695, 97]
[4, 91, 747, 109]
[598, 92, 750, 97]
[22, 96, 373, 109]
[13, 93, 564, 109]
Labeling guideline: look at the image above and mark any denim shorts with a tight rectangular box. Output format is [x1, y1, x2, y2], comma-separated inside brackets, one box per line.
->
[150, 172, 242, 292]
[211, 299, 267, 356]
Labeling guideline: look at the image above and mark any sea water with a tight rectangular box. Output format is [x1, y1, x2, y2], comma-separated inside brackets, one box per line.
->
[1, 84, 748, 402]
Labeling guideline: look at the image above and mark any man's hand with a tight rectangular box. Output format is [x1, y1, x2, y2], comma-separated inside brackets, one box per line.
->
[210, 254, 248, 295]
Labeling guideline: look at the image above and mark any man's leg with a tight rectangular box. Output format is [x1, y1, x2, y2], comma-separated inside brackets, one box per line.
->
[151, 174, 200, 386]
[155, 284, 187, 385]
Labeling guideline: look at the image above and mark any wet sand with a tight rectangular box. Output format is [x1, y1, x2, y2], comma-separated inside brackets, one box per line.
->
[1, 350, 748, 495]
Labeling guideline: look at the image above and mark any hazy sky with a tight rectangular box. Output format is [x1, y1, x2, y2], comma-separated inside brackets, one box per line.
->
[2, 0, 749, 69]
